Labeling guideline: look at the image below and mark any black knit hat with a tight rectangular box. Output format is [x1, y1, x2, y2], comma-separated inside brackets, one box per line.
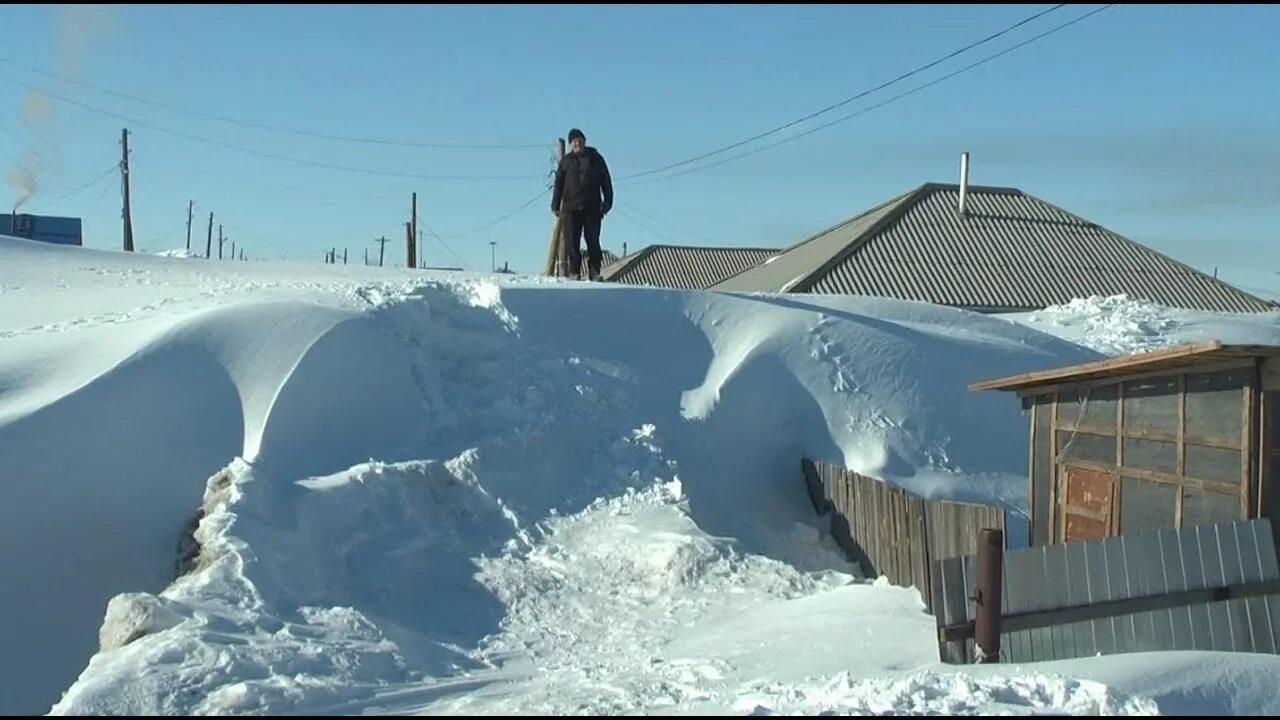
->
[567, 128, 585, 144]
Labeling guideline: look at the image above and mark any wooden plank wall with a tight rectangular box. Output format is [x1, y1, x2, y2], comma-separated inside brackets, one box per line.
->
[803, 459, 1007, 612]
[932, 518, 1280, 663]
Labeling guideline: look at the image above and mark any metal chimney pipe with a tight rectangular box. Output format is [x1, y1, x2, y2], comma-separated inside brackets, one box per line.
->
[959, 152, 970, 218]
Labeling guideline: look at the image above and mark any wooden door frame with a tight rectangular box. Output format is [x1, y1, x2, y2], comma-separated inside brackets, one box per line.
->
[1059, 463, 1119, 543]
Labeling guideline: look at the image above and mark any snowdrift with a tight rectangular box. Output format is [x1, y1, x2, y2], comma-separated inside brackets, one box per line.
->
[4, 236, 1280, 715]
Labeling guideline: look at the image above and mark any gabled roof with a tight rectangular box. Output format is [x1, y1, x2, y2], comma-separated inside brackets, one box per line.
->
[602, 244, 779, 290]
[711, 183, 1272, 314]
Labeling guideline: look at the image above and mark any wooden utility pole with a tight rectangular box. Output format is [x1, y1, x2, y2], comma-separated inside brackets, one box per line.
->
[205, 212, 213, 259]
[405, 222, 413, 268]
[374, 236, 389, 267]
[364, 248, 369, 266]
[343, 248, 348, 265]
[543, 137, 566, 275]
[185, 200, 194, 252]
[409, 192, 418, 269]
[239, 248, 245, 261]
[218, 224, 225, 259]
[490, 240, 497, 273]
[230, 241, 236, 261]
[120, 128, 134, 252]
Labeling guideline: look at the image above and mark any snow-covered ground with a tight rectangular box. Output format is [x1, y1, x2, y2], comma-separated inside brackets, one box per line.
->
[4, 236, 1280, 716]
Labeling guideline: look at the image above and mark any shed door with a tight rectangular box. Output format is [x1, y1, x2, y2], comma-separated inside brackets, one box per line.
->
[1061, 465, 1117, 542]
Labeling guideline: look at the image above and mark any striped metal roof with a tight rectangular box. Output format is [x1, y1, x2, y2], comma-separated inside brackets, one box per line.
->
[713, 183, 1272, 313]
[602, 244, 779, 290]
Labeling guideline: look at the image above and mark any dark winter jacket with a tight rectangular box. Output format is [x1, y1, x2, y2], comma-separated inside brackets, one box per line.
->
[552, 147, 614, 216]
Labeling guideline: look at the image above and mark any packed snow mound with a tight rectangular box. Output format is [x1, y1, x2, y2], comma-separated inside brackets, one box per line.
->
[1012, 293, 1280, 356]
[733, 669, 1161, 715]
[152, 248, 201, 259]
[1024, 294, 1183, 355]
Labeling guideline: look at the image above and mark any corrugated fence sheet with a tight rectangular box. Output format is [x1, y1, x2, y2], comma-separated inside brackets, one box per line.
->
[931, 519, 1280, 664]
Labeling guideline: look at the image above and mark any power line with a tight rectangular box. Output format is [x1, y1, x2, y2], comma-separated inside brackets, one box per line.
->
[619, 4, 1067, 182]
[436, 186, 551, 240]
[0, 75, 547, 183]
[28, 164, 117, 213]
[629, 4, 1114, 185]
[0, 57, 547, 151]
[418, 219, 472, 270]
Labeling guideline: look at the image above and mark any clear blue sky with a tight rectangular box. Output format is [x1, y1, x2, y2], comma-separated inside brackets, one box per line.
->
[1, 4, 1277, 296]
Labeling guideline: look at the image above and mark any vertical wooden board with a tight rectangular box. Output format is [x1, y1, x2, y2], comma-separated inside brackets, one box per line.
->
[914, 499, 929, 603]
[929, 558, 948, 627]
[891, 487, 903, 582]
[1177, 525, 1213, 650]
[1244, 378, 1257, 520]
[940, 556, 968, 629]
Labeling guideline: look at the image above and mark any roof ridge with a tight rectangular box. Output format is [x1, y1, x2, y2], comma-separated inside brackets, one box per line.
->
[790, 183, 934, 292]
[710, 184, 925, 289]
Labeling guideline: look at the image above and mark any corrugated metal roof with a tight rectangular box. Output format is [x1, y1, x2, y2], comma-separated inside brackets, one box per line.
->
[602, 245, 779, 290]
[712, 183, 1272, 313]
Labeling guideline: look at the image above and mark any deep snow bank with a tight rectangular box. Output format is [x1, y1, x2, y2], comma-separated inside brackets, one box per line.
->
[0, 294, 423, 714]
[31, 273, 1102, 714]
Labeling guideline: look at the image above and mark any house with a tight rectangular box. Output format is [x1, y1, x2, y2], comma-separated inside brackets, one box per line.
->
[710, 172, 1270, 314]
[970, 340, 1280, 547]
[602, 244, 780, 290]
[1, 213, 83, 246]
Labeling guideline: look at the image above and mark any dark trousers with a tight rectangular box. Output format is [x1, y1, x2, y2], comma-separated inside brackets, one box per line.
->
[565, 210, 603, 277]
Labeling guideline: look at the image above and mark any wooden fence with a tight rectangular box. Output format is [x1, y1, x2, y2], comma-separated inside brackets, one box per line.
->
[931, 518, 1280, 664]
[802, 458, 1006, 612]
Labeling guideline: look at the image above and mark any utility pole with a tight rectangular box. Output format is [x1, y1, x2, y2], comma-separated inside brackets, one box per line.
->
[374, 236, 388, 267]
[230, 241, 236, 261]
[364, 248, 369, 266]
[343, 248, 348, 265]
[409, 192, 418, 269]
[418, 228, 424, 268]
[490, 240, 497, 273]
[405, 222, 413, 269]
[120, 128, 134, 252]
[239, 248, 245, 261]
[205, 212, 213, 259]
[218, 224, 225, 260]
[185, 200, 194, 252]
[544, 137, 566, 275]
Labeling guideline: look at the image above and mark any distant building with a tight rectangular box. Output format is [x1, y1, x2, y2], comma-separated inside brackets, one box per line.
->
[1, 213, 83, 247]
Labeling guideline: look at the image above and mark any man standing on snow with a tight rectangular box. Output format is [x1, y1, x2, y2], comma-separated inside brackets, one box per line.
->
[552, 128, 613, 281]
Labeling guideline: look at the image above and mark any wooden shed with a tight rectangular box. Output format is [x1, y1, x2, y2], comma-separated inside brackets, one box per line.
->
[970, 341, 1280, 547]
